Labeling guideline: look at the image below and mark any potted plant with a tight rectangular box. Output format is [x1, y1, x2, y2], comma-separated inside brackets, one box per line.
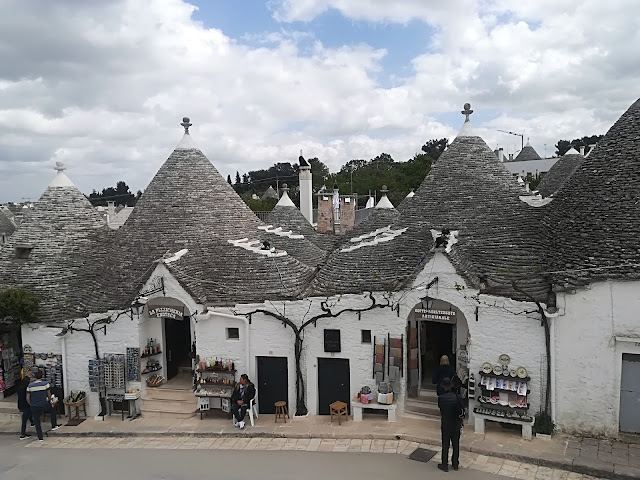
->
[534, 411, 555, 439]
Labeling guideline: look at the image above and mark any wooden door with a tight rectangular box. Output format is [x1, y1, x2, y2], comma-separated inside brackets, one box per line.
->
[256, 356, 288, 414]
[318, 358, 350, 415]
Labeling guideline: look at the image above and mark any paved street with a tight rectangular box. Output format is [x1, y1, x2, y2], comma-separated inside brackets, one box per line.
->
[0, 435, 605, 480]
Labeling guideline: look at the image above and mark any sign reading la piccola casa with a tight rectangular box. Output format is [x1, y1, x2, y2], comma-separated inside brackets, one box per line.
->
[148, 306, 185, 320]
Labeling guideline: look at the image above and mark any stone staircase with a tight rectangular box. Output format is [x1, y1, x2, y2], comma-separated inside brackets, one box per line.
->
[404, 386, 440, 420]
[0, 395, 21, 421]
[141, 371, 197, 419]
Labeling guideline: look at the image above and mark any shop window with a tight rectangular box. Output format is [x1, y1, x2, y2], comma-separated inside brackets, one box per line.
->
[226, 327, 240, 340]
[361, 330, 372, 344]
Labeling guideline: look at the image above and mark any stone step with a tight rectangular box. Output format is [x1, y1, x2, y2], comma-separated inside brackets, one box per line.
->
[0, 411, 22, 421]
[142, 398, 197, 414]
[144, 387, 194, 402]
[141, 408, 197, 419]
[405, 400, 440, 418]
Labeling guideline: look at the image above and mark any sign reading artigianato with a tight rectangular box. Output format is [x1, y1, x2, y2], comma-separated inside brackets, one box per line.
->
[415, 308, 456, 323]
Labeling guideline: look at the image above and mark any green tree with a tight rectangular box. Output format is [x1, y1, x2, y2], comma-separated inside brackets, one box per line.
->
[227, 175, 232, 185]
[421, 138, 449, 160]
[235, 171, 241, 184]
[555, 135, 603, 156]
[0, 287, 40, 324]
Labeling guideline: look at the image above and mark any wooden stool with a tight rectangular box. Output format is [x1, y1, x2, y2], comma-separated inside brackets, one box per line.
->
[274, 401, 289, 423]
[64, 398, 87, 420]
[330, 401, 348, 425]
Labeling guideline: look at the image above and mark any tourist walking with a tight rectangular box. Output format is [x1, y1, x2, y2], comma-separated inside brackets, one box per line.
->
[26, 371, 61, 441]
[437, 377, 464, 472]
[231, 374, 255, 429]
[432, 355, 456, 396]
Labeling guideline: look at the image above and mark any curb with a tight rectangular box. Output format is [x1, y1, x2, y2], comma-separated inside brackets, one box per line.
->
[2, 429, 637, 479]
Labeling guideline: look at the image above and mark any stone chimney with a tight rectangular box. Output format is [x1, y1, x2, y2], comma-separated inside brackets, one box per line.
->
[498, 147, 504, 162]
[317, 193, 333, 233]
[579, 145, 585, 155]
[298, 150, 313, 225]
[340, 196, 356, 234]
[509, 153, 513, 161]
[525, 182, 530, 193]
[107, 201, 116, 224]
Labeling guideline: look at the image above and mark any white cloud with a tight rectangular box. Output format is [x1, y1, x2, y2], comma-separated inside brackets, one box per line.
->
[0, 0, 639, 202]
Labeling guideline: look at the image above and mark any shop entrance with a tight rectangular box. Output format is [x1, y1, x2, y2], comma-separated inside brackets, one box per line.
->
[0, 327, 23, 398]
[164, 317, 191, 381]
[420, 321, 455, 389]
[257, 356, 288, 414]
[620, 353, 640, 433]
[318, 358, 350, 415]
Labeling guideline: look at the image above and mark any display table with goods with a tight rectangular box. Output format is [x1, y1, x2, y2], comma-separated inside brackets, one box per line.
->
[64, 391, 87, 420]
[473, 356, 534, 440]
[194, 358, 235, 420]
[353, 384, 397, 422]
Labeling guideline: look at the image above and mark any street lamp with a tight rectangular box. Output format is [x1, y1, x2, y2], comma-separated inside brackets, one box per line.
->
[130, 297, 147, 317]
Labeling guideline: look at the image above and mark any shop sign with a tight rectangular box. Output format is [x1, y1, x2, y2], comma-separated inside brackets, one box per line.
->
[414, 308, 456, 324]
[148, 306, 184, 320]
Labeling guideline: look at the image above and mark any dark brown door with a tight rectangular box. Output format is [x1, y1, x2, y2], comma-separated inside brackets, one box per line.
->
[164, 317, 190, 380]
[318, 358, 350, 415]
[257, 356, 288, 414]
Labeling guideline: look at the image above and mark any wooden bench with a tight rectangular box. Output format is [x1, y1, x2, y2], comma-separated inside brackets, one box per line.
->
[352, 399, 397, 422]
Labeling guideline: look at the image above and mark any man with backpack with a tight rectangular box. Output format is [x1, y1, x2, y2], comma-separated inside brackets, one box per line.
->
[437, 377, 465, 472]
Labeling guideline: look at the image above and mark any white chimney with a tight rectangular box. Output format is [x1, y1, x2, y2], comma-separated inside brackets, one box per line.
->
[107, 201, 116, 224]
[298, 151, 313, 225]
[509, 153, 513, 161]
[525, 182, 530, 193]
[498, 147, 504, 162]
[579, 145, 585, 155]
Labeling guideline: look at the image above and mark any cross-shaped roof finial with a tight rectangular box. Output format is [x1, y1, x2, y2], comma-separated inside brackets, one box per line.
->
[54, 161, 66, 173]
[180, 117, 192, 134]
[461, 103, 473, 123]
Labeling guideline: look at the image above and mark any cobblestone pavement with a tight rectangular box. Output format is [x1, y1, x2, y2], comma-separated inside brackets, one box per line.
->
[23, 435, 607, 480]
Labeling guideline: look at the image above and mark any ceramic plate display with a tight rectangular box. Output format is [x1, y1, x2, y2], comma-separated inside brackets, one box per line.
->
[493, 364, 503, 375]
[499, 354, 510, 365]
[482, 362, 492, 374]
[516, 366, 527, 378]
[510, 369, 517, 377]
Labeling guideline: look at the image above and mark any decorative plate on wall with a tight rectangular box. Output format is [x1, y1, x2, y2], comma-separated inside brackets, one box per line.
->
[510, 369, 517, 377]
[499, 354, 510, 365]
[482, 362, 492, 374]
[493, 364, 503, 375]
[516, 367, 527, 378]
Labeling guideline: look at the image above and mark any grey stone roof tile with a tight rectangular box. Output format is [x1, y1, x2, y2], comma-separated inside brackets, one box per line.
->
[537, 154, 584, 198]
[542, 98, 640, 284]
[0, 210, 16, 237]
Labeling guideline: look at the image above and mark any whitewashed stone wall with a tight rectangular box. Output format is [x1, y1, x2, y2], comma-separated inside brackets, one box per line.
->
[411, 252, 544, 425]
[555, 280, 640, 437]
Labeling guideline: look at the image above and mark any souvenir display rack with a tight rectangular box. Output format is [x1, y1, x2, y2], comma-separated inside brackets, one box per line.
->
[0, 332, 21, 396]
[372, 336, 386, 383]
[126, 347, 140, 382]
[195, 358, 236, 420]
[473, 357, 534, 434]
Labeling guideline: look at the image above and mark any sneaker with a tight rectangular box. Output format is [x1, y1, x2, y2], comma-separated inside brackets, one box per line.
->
[437, 463, 449, 472]
[51, 425, 61, 431]
[452, 465, 459, 471]
[238, 421, 245, 429]
[233, 420, 238, 427]
[30, 423, 35, 427]
[19, 435, 31, 440]
[38, 439, 44, 443]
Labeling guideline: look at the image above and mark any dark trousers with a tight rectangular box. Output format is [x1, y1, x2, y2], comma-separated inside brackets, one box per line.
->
[20, 408, 34, 436]
[232, 403, 248, 423]
[441, 424, 461, 467]
[31, 404, 57, 440]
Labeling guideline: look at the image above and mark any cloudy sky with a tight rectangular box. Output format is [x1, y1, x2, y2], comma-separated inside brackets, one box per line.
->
[0, 0, 638, 203]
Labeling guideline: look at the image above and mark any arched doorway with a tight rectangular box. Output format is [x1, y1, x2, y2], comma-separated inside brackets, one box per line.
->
[406, 298, 469, 399]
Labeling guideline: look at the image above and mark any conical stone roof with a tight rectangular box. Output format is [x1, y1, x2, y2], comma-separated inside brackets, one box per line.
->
[104, 119, 315, 307]
[537, 153, 584, 198]
[400, 106, 549, 299]
[0, 209, 15, 237]
[515, 141, 541, 161]
[542, 98, 640, 284]
[0, 163, 109, 321]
